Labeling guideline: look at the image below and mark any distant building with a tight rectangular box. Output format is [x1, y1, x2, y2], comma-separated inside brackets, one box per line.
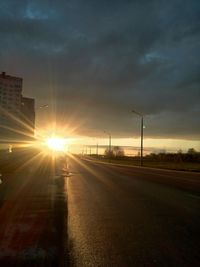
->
[0, 72, 35, 144]
[21, 96, 35, 135]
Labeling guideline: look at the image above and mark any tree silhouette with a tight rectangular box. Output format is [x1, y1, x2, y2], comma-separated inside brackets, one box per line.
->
[187, 148, 197, 154]
[104, 146, 125, 158]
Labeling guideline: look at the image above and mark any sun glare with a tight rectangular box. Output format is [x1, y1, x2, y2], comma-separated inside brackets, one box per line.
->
[46, 137, 67, 151]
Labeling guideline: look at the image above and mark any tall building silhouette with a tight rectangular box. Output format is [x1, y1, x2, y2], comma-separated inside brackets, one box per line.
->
[0, 72, 35, 144]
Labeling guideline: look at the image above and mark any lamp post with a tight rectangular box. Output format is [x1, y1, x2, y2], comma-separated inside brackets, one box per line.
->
[35, 104, 49, 137]
[39, 104, 49, 109]
[132, 110, 144, 167]
[104, 131, 112, 155]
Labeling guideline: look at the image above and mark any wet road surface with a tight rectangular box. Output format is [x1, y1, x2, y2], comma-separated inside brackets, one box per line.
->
[67, 157, 200, 267]
[0, 152, 200, 267]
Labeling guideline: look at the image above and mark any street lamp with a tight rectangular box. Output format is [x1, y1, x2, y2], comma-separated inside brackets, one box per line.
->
[39, 104, 49, 109]
[104, 131, 112, 155]
[132, 110, 144, 166]
[35, 104, 49, 134]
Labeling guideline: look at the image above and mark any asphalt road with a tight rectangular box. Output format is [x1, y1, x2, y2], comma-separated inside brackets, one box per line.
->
[67, 156, 200, 267]
[0, 152, 200, 267]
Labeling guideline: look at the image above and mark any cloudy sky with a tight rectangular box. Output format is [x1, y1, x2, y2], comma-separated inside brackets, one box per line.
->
[0, 0, 200, 146]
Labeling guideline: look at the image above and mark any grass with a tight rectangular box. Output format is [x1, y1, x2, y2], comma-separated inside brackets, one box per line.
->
[86, 156, 200, 172]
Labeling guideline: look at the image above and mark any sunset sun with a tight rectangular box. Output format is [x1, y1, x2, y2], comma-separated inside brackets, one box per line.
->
[46, 137, 68, 152]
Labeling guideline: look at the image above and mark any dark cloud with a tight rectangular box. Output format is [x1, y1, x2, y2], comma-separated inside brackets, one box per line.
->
[0, 0, 200, 140]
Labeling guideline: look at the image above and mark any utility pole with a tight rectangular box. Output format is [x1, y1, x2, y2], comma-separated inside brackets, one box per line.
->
[132, 110, 144, 167]
[104, 131, 112, 155]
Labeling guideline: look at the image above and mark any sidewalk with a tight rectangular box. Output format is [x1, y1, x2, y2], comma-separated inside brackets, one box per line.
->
[0, 155, 68, 266]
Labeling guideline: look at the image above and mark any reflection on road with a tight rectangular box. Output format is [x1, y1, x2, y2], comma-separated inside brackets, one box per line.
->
[68, 156, 200, 267]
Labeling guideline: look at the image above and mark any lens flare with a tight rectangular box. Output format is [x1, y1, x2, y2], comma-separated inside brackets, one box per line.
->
[46, 137, 67, 151]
